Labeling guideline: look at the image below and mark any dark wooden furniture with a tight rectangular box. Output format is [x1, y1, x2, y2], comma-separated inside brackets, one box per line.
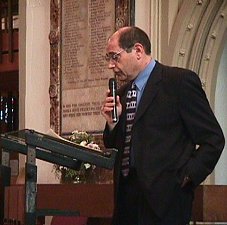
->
[192, 185, 227, 223]
[3, 184, 227, 225]
[4, 184, 114, 225]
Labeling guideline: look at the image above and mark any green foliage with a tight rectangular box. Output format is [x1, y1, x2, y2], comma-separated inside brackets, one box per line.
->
[53, 130, 100, 183]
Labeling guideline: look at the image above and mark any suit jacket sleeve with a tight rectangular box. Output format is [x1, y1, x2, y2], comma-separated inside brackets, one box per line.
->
[179, 71, 225, 186]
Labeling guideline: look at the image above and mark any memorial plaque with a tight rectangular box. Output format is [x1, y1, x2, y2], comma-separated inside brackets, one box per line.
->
[61, 0, 115, 133]
[49, 0, 134, 134]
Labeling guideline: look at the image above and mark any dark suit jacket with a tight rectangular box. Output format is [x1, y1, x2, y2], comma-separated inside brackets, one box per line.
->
[103, 61, 225, 219]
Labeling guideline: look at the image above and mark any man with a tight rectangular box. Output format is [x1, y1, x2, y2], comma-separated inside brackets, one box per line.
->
[101, 26, 225, 225]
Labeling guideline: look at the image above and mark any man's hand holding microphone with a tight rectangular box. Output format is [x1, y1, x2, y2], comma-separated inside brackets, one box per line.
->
[101, 78, 122, 131]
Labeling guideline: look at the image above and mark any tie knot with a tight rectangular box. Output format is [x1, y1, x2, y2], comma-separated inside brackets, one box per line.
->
[131, 82, 137, 90]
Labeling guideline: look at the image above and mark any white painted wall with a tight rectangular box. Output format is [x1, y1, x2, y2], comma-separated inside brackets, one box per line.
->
[214, 40, 227, 184]
[19, 0, 57, 184]
[135, 0, 181, 62]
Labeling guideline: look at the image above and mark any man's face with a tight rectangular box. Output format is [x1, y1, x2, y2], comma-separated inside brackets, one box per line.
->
[105, 36, 137, 82]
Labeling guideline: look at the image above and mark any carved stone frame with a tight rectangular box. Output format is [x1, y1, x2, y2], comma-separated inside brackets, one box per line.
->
[49, 0, 135, 134]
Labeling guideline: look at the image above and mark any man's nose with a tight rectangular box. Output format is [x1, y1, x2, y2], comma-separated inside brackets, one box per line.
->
[108, 60, 116, 69]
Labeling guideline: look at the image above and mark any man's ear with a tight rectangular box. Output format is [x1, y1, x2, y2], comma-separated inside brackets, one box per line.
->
[134, 43, 143, 53]
[133, 43, 143, 60]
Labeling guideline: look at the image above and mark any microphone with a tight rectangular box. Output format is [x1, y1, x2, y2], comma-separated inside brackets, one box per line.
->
[109, 78, 118, 123]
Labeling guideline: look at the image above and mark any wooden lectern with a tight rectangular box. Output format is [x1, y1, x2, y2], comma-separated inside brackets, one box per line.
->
[0, 129, 117, 225]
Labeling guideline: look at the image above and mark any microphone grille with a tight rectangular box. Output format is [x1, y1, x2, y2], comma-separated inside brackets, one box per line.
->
[109, 78, 117, 88]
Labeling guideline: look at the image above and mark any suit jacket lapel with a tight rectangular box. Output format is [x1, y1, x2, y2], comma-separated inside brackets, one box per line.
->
[134, 62, 162, 124]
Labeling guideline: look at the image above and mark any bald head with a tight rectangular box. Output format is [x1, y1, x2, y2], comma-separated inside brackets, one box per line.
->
[108, 26, 151, 55]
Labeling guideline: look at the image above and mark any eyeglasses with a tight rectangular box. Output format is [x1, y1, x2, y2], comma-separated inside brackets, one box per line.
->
[105, 49, 125, 62]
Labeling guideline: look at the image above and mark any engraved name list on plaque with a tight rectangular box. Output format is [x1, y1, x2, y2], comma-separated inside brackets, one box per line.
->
[61, 0, 115, 134]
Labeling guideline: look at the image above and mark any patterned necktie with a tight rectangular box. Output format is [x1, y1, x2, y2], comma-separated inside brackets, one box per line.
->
[121, 83, 137, 177]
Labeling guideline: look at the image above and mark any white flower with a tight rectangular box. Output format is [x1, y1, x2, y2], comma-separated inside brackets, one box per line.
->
[87, 142, 101, 151]
[80, 140, 87, 146]
[84, 163, 91, 169]
[72, 130, 79, 134]
[53, 130, 101, 182]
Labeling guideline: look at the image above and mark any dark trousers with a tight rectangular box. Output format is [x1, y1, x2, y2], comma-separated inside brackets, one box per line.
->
[115, 169, 193, 225]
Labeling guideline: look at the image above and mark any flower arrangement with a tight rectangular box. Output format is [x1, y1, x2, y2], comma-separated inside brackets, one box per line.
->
[53, 130, 101, 183]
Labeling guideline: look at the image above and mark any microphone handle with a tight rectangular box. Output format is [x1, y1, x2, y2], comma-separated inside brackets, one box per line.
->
[112, 89, 118, 122]
[109, 78, 118, 123]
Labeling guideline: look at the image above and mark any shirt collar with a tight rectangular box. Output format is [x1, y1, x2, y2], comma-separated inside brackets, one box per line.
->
[134, 59, 156, 91]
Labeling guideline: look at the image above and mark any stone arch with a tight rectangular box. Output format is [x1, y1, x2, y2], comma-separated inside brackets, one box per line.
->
[168, 0, 227, 108]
